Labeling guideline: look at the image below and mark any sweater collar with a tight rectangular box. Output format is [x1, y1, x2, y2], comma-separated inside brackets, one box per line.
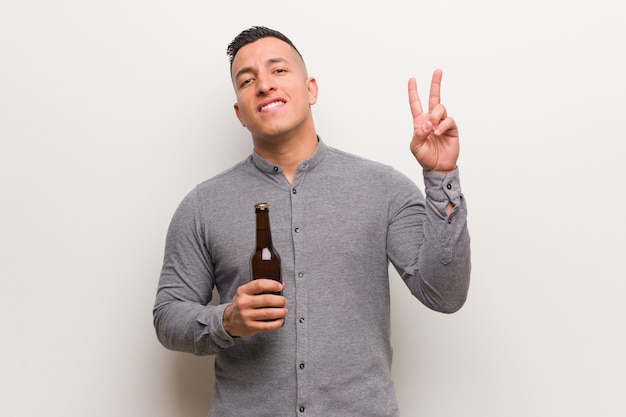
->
[251, 136, 328, 176]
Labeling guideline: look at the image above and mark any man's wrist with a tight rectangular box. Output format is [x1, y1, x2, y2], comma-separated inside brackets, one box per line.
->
[222, 304, 238, 338]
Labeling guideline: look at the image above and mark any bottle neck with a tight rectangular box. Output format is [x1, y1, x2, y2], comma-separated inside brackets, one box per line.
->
[255, 210, 273, 248]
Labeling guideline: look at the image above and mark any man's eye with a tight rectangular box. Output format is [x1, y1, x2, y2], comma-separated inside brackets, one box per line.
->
[241, 78, 253, 87]
[275, 68, 285, 74]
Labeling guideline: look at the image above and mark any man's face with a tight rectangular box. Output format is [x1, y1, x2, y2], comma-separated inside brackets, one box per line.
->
[231, 37, 318, 142]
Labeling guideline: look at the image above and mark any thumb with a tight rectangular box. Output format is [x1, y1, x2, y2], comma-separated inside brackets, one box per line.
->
[413, 120, 433, 143]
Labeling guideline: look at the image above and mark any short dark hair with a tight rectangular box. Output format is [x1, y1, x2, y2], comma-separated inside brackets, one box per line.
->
[226, 26, 304, 68]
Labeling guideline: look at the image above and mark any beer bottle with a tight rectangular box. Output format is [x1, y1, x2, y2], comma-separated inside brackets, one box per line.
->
[250, 203, 282, 296]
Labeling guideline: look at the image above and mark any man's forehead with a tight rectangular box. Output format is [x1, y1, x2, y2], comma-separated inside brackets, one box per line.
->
[232, 37, 302, 72]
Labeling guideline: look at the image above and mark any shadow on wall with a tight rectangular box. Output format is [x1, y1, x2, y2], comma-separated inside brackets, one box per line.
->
[168, 352, 216, 416]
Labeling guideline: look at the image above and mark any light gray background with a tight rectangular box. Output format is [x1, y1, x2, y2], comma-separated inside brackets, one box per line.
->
[1, 1, 624, 416]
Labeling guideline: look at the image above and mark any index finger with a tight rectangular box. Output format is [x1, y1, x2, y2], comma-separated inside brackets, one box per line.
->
[247, 278, 284, 295]
[408, 77, 424, 118]
[428, 69, 443, 113]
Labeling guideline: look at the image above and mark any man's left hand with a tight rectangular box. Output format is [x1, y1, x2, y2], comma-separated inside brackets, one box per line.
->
[408, 69, 459, 173]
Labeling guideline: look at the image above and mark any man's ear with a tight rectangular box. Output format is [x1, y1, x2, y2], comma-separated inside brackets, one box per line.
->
[233, 103, 245, 127]
[307, 77, 318, 105]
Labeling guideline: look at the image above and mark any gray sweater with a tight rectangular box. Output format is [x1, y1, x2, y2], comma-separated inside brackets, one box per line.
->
[153, 140, 471, 416]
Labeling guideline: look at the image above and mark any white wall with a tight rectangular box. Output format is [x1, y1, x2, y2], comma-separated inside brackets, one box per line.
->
[1, 1, 624, 416]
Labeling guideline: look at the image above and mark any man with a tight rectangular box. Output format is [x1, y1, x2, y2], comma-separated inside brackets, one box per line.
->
[154, 26, 470, 416]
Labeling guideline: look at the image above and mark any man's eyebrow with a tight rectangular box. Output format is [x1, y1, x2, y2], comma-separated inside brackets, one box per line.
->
[234, 66, 254, 81]
[267, 57, 289, 66]
[234, 57, 291, 80]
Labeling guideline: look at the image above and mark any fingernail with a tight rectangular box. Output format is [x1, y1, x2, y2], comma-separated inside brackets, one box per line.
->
[434, 128, 441, 135]
[422, 122, 432, 132]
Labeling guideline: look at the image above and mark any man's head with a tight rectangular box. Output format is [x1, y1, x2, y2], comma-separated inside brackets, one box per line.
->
[227, 26, 305, 72]
[227, 27, 318, 143]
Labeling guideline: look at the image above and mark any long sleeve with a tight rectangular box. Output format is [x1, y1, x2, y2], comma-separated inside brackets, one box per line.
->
[152, 189, 236, 355]
[387, 167, 471, 313]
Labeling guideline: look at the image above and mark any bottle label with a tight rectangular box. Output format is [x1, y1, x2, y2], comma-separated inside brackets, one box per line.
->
[262, 248, 271, 261]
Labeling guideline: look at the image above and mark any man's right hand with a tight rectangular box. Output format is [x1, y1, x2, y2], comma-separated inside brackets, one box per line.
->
[222, 279, 287, 338]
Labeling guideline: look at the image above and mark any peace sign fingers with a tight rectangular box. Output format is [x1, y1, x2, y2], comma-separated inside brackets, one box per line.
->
[409, 69, 444, 118]
[408, 77, 424, 120]
[428, 69, 443, 113]
[407, 68, 460, 173]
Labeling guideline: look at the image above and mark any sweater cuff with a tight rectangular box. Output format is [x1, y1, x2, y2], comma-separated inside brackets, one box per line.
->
[423, 167, 462, 211]
[196, 303, 237, 351]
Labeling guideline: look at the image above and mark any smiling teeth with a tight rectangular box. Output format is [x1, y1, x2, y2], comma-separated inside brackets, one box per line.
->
[261, 101, 284, 111]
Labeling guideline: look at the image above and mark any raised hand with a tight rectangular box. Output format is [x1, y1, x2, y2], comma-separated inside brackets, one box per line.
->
[408, 69, 459, 173]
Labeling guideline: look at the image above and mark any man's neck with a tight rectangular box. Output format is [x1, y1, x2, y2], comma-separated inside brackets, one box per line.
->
[253, 132, 318, 183]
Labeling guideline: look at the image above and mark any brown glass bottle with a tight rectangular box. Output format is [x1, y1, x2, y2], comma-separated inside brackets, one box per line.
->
[250, 203, 282, 296]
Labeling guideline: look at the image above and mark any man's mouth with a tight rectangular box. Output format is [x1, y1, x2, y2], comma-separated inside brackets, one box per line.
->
[260, 101, 285, 112]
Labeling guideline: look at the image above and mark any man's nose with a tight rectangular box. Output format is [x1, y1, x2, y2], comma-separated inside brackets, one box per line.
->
[256, 74, 275, 95]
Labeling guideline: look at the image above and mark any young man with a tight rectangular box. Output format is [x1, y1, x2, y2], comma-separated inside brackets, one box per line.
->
[154, 26, 471, 416]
